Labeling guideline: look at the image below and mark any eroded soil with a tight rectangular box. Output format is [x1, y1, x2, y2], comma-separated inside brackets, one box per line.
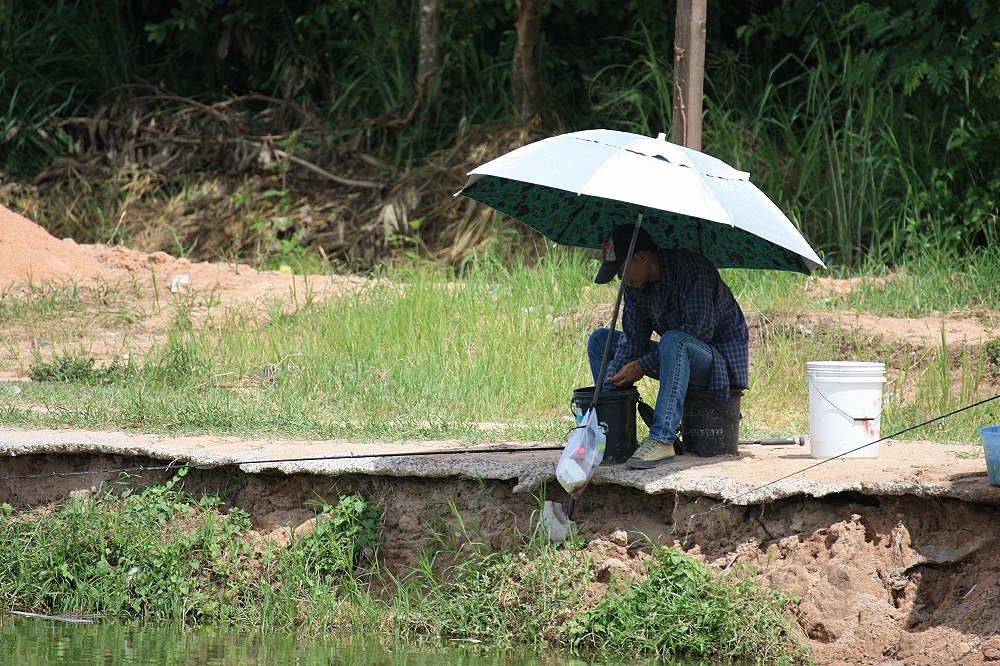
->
[2, 204, 1000, 664]
[1, 453, 998, 666]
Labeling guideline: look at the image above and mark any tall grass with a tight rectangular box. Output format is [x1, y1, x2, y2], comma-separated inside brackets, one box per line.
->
[306, 250, 593, 425]
[586, 11, 997, 270]
[1, 249, 598, 441]
[1, 249, 997, 444]
[701, 42, 909, 268]
[587, 24, 673, 137]
[4, 1, 997, 268]
[825, 245, 1000, 316]
[0, 0, 156, 172]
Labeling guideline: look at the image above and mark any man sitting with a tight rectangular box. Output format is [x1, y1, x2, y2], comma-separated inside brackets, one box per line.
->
[588, 225, 749, 468]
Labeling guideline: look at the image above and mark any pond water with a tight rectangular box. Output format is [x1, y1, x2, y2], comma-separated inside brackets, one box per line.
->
[0, 617, 659, 665]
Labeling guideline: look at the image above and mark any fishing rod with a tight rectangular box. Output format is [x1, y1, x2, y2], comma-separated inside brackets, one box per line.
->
[739, 436, 806, 447]
[0, 444, 564, 481]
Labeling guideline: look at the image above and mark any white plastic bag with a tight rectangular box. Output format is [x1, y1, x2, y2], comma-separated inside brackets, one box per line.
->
[556, 406, 606, 497]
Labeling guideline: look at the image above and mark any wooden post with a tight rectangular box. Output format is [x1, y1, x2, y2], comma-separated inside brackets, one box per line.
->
[513, 0, 544, 122]
[418, 0, 442, 104]
[671, 0, 707, 150]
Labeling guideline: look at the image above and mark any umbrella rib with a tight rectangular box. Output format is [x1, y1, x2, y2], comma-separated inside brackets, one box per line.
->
[550, 194, 588, 246]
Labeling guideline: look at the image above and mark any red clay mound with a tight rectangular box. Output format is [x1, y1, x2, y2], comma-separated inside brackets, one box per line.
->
[0, 205, 105, 290]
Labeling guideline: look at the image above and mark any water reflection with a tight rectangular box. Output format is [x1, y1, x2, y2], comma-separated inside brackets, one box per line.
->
[0, 617, 651, 665]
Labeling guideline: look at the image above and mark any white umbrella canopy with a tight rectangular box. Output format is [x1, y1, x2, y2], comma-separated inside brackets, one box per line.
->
[458, 129, 825, 274]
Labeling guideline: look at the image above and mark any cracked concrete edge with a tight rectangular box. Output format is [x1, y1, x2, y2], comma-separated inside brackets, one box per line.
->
[237, 460, 1000, 506]
[4, 429, 1000, 506]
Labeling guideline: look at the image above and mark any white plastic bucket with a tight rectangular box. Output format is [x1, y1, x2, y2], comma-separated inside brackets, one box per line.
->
[806, 361, 886, 459]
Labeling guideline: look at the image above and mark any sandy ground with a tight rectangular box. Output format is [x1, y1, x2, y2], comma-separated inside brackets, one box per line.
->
[3, 203, 1000, 665]
[0, 204, 370, 381]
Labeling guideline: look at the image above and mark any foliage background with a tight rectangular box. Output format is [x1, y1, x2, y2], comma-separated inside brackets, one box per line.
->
[1, 0, 998, 268]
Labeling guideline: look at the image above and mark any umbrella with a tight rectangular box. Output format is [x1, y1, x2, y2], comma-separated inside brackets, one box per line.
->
[456, 128, 825, 274]
[456, 129, 824, 523]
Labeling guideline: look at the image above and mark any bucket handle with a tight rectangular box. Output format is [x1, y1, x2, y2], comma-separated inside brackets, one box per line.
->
[709, 404, 742, 424]
[812, 383, 881, 422]
[571, 392, 644, 420]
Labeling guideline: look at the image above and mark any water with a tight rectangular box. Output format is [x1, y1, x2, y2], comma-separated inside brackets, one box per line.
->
[0, 617, 642, 665]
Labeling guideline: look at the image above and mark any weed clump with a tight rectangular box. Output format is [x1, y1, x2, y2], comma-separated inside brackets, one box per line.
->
[394, 509, 593, 647]
[570, 546, 808, 664]
[29, 353, 134, 385]
[0, 471, 382, 625]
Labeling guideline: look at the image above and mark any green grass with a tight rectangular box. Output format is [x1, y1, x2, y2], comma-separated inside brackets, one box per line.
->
[0, 282, 90, 322]
[0, 246, 998, 445]
[392, 501, 594, 648]
[829, 246, 1000, 316]
[0, 471, 383, 627]
[0, 477, 810, 663]
[569, 547, 807, 664]
[1, 248, 598, 441]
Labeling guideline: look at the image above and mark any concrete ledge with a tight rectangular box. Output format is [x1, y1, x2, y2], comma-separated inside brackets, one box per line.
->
[2, 427, 998, 506]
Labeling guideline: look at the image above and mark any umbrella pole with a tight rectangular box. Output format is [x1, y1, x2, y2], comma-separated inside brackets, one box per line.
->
[591, 214, 644, 409]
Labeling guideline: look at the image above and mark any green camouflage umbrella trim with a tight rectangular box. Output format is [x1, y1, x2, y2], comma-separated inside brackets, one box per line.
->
[462, 176, 814, 274]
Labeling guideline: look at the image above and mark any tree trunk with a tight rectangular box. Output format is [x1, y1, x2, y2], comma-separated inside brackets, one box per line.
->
[418, 0, 442, 104]
[671, 0, 707, 150]
[513, 0, 544, 123]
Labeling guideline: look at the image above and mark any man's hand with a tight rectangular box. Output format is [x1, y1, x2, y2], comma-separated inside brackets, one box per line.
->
[609, 361, 644, 387]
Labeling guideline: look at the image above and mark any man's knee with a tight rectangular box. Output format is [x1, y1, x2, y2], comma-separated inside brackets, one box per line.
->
[588, 328, 611, 354]
[658, 330, 694, 350]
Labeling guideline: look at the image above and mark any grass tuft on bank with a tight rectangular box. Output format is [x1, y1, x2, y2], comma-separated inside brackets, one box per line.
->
[569, 548, 808, 664]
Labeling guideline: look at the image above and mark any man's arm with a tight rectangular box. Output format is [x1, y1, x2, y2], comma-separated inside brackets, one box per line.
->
[603, 288, 654, 388]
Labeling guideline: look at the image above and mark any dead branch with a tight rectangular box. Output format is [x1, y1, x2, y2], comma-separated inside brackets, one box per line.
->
[270, 148, 383, 190]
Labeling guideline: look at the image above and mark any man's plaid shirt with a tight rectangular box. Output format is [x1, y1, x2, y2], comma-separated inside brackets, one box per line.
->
[603, 249, 749, 402]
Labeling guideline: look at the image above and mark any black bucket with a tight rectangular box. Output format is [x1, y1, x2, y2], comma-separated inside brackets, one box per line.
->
[571, 386, 640, 464]
[678, 386, 743, 457]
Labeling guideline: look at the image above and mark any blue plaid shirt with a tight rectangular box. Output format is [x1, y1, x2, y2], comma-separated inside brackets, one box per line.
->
[603, 249, 749, 402]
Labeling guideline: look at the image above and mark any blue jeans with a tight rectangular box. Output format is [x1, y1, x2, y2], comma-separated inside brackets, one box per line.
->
[587, 328, 713, 444]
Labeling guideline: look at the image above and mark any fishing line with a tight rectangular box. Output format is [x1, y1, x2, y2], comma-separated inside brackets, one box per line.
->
[681, 392, 1000, 541]
[2, 461, 188, 481]
[0, 445, 564, 481]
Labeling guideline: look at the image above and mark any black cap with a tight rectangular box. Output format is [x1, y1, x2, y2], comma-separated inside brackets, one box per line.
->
[594, 225, 657, 284]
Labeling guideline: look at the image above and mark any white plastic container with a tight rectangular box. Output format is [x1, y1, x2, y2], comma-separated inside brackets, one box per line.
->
[806, 361, 886, 459]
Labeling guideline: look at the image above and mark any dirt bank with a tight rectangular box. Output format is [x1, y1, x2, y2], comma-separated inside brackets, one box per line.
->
[1, 434, 998, 665]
